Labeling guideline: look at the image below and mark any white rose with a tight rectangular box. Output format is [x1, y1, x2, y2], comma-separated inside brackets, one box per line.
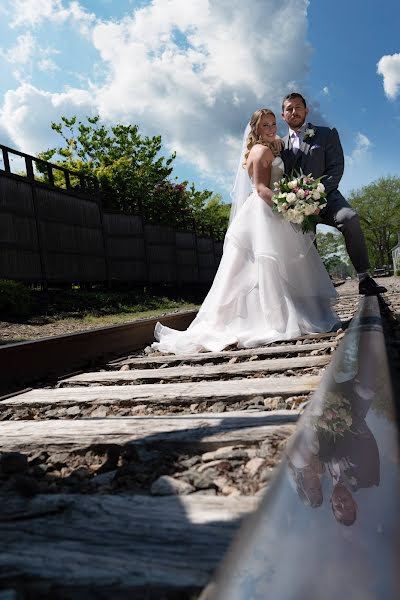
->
[312, 191, 321, 200]
[287, 179, 298, 189]
[292, 213, 304, 224]
[304, 205, 316, 216]
[286, 209, 302, 224]
[286, 192, 296, 204]
[317, 182, 325, 193]
[296, 188, 305, 199]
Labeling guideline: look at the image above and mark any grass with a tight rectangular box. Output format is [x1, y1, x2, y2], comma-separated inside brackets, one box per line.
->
[1, 285, 203, 324]
[58, 303, 199, 327]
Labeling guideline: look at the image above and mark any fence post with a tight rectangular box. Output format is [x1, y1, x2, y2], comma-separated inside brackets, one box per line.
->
[25, 157, 47, 288]
[97, 190, 111, 289]
[193, 219, 201, 284]
[2, 148, 10, 173]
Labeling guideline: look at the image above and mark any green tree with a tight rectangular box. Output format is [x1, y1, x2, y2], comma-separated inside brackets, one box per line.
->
[38, 116, 176, 215]
[200, 194, 231, 237]
[185, 188, 230, 237]
[348, 176, 400, 269]
[38, 115, 230, 237]
[316, 231, 355, 278]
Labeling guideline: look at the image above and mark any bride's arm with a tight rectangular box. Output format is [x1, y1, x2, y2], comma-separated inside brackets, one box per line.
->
[251, 146, 274, 207]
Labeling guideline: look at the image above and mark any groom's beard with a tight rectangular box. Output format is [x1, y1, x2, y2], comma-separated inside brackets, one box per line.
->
[288, 116, 306, 130]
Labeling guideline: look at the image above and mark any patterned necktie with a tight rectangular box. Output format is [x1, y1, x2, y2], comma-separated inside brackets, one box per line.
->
[291, 131, 300, 155]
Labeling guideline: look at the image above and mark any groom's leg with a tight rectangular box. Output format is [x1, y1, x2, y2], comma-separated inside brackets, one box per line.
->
[319, 197, 370, 273]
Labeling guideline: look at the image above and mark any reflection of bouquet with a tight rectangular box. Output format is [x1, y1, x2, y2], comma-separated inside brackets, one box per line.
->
[272, 172, 327, 233]
[310, 393, 353, 439]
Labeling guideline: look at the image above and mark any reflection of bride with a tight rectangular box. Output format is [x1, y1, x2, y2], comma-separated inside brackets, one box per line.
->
[153, 108, 339, 354]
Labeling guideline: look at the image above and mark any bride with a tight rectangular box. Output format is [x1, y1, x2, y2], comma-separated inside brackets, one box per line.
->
[152, 108, 339, 354]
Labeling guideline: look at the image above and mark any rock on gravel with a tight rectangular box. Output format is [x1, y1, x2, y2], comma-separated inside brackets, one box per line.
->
[245, 457, 266, 477]
[201, 446, 249, 462]
[150, 475, 195, 496]
[263, 396, 285, 410]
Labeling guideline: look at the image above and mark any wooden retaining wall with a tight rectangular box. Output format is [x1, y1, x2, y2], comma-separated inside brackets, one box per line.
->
[0, 144, 224, 286]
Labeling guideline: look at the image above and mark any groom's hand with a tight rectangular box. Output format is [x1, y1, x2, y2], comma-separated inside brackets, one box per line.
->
[271, 137, 284, 153]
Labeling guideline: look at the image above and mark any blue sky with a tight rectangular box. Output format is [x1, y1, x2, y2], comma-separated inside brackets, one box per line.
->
[0, 0, 399, 209]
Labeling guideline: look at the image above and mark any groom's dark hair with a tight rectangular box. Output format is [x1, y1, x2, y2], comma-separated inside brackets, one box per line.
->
[282, 93, 307, 110]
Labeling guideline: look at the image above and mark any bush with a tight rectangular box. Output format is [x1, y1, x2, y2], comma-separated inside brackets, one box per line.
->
[0, 280, 33, 318]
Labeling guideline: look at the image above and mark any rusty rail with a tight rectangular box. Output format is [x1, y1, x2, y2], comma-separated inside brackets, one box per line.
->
[0, 310, 197, 395]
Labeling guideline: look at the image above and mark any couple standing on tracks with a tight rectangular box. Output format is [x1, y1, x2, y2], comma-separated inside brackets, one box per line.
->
[152, 92, 386, 355]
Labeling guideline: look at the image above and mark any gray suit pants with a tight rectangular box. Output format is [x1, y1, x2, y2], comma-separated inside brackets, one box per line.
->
[318, 196, 370, 274]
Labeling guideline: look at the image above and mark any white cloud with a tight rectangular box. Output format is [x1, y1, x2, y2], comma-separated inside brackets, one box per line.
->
[0, 32, 61, 82]
[0, 32, 36, 66]
[38, 58, 59, 73]
[0, 0, 313, 188]
[377, 53, 400, 100]
[91, 0, 312, 181]
[0, 83, 95, 155]
[341, 132, 376, 195]
[8, 0, 96, 36]
[346, 132, 372, 167]
[322, 85, 329, 95]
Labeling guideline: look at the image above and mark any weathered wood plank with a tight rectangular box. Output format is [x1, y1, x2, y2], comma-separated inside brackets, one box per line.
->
[0, 493, 258, 593]
[109, 341, 337, 368]
[63, 355, 329, 385]
[0, 412, 297, 451]
[1, 376, 320, 408]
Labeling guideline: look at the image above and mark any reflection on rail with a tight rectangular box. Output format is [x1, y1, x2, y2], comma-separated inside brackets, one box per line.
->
[203, 296, 400, 600]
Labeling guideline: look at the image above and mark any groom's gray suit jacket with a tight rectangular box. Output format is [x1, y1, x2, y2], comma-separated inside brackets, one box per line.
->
[281, 123, 370, 273]
[281, 123, 346, 208]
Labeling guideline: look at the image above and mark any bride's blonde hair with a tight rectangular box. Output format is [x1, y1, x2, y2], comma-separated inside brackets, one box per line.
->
[244, 108, 280, 165]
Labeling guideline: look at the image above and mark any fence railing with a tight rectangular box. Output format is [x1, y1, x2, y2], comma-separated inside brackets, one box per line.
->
[0, 144, 224, 286]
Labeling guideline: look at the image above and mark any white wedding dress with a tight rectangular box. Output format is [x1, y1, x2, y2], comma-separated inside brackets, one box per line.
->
[153, 157, 339, 354]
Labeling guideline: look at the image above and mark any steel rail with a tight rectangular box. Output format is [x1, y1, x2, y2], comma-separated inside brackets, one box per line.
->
[0, 310, 197, 395]
[202, 295, 400, 600]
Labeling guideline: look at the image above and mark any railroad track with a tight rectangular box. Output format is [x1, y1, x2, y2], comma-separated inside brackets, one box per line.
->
[0, 284, 399, 599]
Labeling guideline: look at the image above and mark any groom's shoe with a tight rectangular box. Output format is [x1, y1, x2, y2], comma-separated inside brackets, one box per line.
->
[359, 276, 387, 295]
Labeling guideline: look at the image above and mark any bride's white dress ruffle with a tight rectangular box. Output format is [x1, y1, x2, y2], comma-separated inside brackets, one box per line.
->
[153, 158, 339, 354]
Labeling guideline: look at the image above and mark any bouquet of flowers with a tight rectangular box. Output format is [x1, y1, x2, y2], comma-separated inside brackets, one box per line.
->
[309, 393, 353, 440]
[272, 171, 327, 233]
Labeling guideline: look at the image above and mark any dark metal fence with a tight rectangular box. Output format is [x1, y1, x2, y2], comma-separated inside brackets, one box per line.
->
[0, 144, 224, 286]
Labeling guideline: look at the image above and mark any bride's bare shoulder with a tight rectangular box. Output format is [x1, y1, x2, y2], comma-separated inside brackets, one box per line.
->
[249, 144, 274, 163]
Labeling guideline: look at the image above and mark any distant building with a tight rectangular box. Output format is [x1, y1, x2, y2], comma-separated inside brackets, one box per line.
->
[392, 233, 400, 274]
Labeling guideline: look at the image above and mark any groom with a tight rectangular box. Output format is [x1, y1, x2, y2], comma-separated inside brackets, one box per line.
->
[280, 92, 386, 295]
